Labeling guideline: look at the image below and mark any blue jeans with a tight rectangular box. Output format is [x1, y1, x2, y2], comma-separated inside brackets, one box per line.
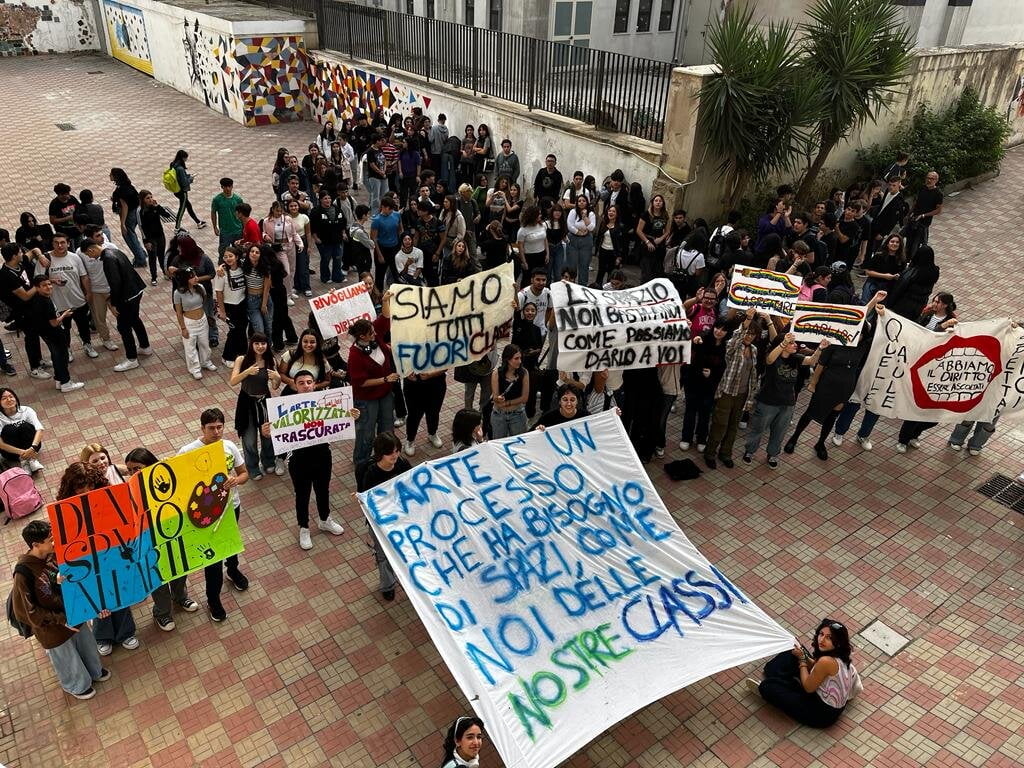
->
[245, 293, 273, 340]
[490, 407, 527, 438]
[241, 421, 277, 477]
[318, 242, 343, 283]
[833, 402, 880, 439]
[949, 420, 996, 450]
[353, 392, 395, 468]
[46, 622, 103, 694]
[548, 241, 566, 284]
[92, 606, 136, 643]
[364, 177, 386, 216]
[294, 242, 311, 292]
[744, 402, 795, 458]
[218, 230, 237, 257]
[566, 233, 594, 286]
[123, 208, 149, 267]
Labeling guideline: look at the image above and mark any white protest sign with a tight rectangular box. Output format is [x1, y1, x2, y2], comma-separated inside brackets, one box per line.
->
[358, 410, 794, 768]
[855, 314, 1024, 422]
[310, 282, 376, 338]
[267, 386, 356, 455]
[791, 302, 867, 346]
[389, 262, 515, 376]
[727, 265, 802, 317]
[550, 278, 691, 370]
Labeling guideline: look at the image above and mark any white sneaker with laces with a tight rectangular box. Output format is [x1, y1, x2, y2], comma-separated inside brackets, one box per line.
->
[67, 350, 74, 362]
[317, 517, 345, 535]
[60, 381, 85, 393]
[679, 441, 690, 451]
[27, 459, 44, 473]
[896, 443, 907, 453]
[948, 442, 963, 452]
[403, 440, 415, 456]
[697, 443, 706, 453]
[113, 358, 139, 372]
[103, 340, 120, 351]
[832, 434, 844, 446]
[192, 372, 203, 380]
[428, 433, 443, 448]
[654, 447, 665, 458]
[274, 459, 286, 476]
[97, 642, 113, 656]
[968, 448, 982, 456]
[30, 368, 49, 379]
[394, 417, 406, 428]
[908, 438, 921, 449]
[298, 527, 313, 550]
[203, 361, 217, 371]
[121, 636, 140, 650]
[84, 344, 99, 359]
[857, 436, 873, 451]
[287, 297, 295, 306]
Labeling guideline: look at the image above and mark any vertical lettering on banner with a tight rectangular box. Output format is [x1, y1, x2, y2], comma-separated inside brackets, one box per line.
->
[356, 410, 795, 768]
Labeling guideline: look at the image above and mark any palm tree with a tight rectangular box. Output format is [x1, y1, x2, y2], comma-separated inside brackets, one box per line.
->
[794, 0, 914, 201]
[698, 8, 824, 211]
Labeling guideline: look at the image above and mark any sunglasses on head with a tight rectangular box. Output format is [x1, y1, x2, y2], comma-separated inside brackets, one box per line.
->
[823, 619, 844, 630]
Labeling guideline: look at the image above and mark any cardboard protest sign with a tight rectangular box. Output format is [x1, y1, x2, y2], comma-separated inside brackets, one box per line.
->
[389, 262, 515, 376]
[48, 441, 243, 624]
[268, 386, 356, 455]
[550, 278, 691, 370]
[358, 410, 794, 768]
[727, 265, 802, 317]
[310, 282, 375, 338]
[855, 314, 1024, 422]
[791, 302, 866, 346]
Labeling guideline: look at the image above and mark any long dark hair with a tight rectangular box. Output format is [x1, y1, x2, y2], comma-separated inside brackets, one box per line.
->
[812, 618, 853, 667]
[240, 332, 275, 370]
[109, 167, 131, 187]
[439, 716, 485, 768]
[172, 266, 199, 295]
[286, 329, 326, 373]
[0, 387, 22, 415]
[243, 244, 275, 277]
[171, 149, 188, 167]
[451, 409, 482, 448]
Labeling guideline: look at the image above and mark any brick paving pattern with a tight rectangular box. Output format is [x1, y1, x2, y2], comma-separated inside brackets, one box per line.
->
[0, 53, 1022, 768]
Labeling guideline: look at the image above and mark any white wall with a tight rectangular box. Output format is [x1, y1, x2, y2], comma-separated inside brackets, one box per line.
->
[5, 0, 100, 54]
[959, 0, 1024, 47]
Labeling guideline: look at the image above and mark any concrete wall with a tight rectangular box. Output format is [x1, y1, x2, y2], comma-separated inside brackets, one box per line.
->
[958, 0, 1024, 47]
[0, 0, 100, 55]
[98, 0, 312, 125]
[658, 43, 1024, 219]
[305, 50, 663, 195]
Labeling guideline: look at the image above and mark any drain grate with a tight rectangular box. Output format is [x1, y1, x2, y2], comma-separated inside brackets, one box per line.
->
[55, 123, 76, 131]
[977, 473, 1024, 514]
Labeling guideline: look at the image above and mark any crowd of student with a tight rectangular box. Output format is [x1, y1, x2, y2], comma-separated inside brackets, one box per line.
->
[3, 110, 988, 741]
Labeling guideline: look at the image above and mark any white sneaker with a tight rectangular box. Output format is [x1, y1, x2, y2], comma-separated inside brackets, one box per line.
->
[744, 677, 762, 696]
[102, 340, 120, 351]
[968, 448, 982, 456]
[113, 358, 139, 372]
[121, 636, 140, 650]
[30, 368, 49, 379]
[696, 443, 706, 453]
[317, 517, 345, 535]
[203, 361, 218, 371]
[896, 443, 907, 453]
[298, 527, 312, 550]
[289, 291, 299, 298]
[428, 433, 443, 448]
[678, 441, 691, 451]
[948, 442, 963, 452]
[394, 417, 406, 428]
[304, 290, 313, 298]
[857, 436, 873, 451]
[26, 459, 44, 473]
[139, 346, 154, 356]
[67, 350, 74, 362]
[274, 459, 286, 476]
[84, 344, 99, 359]
[287, 297, 295, 306]
[908, 438, 921, 449]
[97, 641, 113, 656]
[832, 434, 844, 446]
[223, 358, 235, 368]
[403, 440, 415, 457]
[192, 372, 203, 380]
[60, 381, 85, 393]
[39, 360, 52, 369]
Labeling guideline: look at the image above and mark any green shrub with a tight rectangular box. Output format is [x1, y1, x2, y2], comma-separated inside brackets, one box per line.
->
[857, 87, 1011, 193]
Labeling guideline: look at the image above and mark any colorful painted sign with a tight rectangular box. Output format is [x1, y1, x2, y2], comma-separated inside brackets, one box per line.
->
[310, 282, 375, 338]
[358, 410, 794, 768]
[855, 314, 1024, 422]
[389, 262, 515, 376]
[104, 1, 153, 76]
[727, 265, 802, 318]
[268, 386, 356, 455]
[47, 441, 242, 624]
[791, 302, 866, 346]
[550, 278, 691, 369]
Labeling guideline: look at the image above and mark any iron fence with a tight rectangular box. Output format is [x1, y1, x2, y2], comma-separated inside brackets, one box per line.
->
[264, 0, 671, 142]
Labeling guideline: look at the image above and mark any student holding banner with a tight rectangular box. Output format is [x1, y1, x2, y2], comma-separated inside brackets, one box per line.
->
[347, 317, 399, 468]
[402, 365, 447, 457]
[355, 433, 409, 601]
[489, 344, 530, 438]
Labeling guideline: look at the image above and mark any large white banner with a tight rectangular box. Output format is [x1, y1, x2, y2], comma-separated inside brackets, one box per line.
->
[358, 410, 794, 768]
[267, 386, 355, 455]
[389, 262, 515, 376]
[727, 265, 802, 317]
[855, 314, 1024, 422]
[309, 282, 376, 339]
[550, 278, 691, 370]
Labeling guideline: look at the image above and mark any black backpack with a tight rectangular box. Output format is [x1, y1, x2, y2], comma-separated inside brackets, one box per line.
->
[6, 563, 35, 639]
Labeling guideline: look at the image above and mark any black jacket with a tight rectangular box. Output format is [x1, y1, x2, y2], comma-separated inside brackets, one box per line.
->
[101, 247, 146, 307]
[869, 192, 909, 241]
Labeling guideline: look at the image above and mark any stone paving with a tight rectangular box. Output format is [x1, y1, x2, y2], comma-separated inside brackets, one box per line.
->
[1, 52, 1023, 768]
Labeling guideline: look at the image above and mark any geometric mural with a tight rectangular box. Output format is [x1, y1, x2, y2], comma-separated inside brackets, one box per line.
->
[182, 17, 237, 118]
[104, 0, 152, 75]
[235, 36, 306, 126]
[305, 57, 430, 125]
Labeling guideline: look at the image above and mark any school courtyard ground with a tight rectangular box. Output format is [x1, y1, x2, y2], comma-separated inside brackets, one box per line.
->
[0, 52, 1022, 768]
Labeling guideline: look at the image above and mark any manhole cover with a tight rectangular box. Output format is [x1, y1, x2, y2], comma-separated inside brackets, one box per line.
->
[859, 620, 910, 655]
[977, 473, 1024, 514]
[55, 123, 76, 131]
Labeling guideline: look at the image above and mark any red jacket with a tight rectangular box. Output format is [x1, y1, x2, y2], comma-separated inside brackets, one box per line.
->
[348, 341, 394, 401]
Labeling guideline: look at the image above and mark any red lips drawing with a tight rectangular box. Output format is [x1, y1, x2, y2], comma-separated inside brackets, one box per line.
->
[910, 334, 1002, 413]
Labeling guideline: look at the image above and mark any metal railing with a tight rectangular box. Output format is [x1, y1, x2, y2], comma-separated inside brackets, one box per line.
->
[264, 0, 672, 142]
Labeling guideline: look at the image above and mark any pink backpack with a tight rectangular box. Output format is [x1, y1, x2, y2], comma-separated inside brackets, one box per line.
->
[0, 467, 43, 524]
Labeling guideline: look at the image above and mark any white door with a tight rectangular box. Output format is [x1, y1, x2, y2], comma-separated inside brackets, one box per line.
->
[551, 0, 591, 66]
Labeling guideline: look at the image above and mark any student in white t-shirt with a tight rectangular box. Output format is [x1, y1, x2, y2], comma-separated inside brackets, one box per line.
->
[214, 246, 248, 367]
[38, 232, 97, 360]
[178, 407, 249, 623]
[394, 233, 424, 284]
[516, 268, 551, 337]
